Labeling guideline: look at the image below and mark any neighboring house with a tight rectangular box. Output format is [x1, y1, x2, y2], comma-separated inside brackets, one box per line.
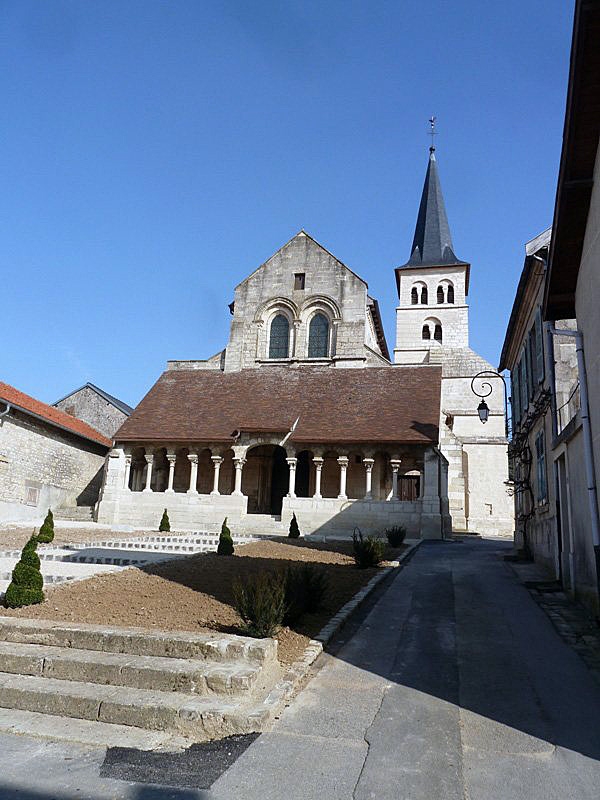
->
[0, 382, 111, 523]
[499, 230, 587, 595]
[543, 0, 600, 613]
[393, 146, 513, 536]
[53, 383, 132, 439]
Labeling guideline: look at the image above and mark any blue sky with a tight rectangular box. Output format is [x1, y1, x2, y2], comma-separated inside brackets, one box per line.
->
[1, 0, 574, 407]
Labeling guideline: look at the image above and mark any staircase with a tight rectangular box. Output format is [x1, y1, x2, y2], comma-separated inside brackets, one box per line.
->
[53, 506, 95, 523]
[0, 616, 282, 746]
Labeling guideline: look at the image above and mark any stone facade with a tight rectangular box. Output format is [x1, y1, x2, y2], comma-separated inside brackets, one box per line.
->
[54, 384, 132, 439]
[394, 257, 513, 536]
[0, 409, 107, 523]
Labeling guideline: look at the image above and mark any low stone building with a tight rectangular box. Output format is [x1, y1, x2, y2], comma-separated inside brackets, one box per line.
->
[53, 383, 132, 439]
[0, 382, 111, 523]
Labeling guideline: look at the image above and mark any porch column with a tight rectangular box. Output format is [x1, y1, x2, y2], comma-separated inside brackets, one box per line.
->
[390, 458, 401, 501]
[233, 457, 246, 496]
[313, 456, 323, 499]
[211, 456, 223, 495]
[187, 453, 198, 494]
[337, 456, 349, 500]
[166, 450, 176, 493]
[363, 457, 374, 500]
[143, 452, 154, 492]
[123, 452, 132, 490]
[286, 457, 297, 498]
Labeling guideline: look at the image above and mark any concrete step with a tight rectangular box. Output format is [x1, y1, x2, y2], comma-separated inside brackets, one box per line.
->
[0, 641, 261, 695]
[53, 506, 95, 522]
[0, 706, 190, 750]
[0, 671, 245, 738]
[0, 617, 277, 665]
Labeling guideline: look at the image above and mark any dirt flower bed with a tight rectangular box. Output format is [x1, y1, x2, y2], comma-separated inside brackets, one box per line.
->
[0, 526, 149, 551]
[4, 538, 405, 665]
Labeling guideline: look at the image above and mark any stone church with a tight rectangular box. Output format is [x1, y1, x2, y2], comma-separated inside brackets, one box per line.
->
[97, 147, 511, 538]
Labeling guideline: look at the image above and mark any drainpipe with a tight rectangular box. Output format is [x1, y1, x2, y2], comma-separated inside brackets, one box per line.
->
[549, 327, 600, 581]
[0, 402, 11, 420]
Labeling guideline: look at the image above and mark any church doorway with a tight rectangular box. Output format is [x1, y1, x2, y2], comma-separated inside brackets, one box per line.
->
[243, 444, 289, 516]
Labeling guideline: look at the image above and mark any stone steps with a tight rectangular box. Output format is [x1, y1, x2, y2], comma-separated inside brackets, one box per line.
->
[0, 617, 281, 743]
[0, 641, 261, 695]
[53, 506, 95, 522]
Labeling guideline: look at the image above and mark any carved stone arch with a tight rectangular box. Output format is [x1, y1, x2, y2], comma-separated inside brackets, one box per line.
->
[423, 316, 443, 343]
[298, 294, 341, 321]
[253, 296, 299, 324]
[299, 295, 340, 359]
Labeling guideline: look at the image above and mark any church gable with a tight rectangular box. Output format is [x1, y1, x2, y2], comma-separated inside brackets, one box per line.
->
[224, 231, 388, 371]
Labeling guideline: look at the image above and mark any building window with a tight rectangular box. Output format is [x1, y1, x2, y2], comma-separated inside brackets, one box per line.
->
[437, 285, 444, 304]
[294, 273, 305, 290]
[308, 313, 329, 358]
[422, 324, 431, 340]
[535, 429, 547, 504]
[421, 286, 428, 304]
[411, 287, 418, 305]
[447, 284, 454, 303]
[434, 324, 443, 342]
[269, 314, 290, 358]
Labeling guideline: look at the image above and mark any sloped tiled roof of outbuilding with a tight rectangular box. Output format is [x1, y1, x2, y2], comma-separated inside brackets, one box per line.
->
[115, 366, 441, 446]
[0, 382, 112, 447]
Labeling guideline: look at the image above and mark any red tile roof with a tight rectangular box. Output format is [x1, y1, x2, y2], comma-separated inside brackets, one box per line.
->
[115, 366, 441, 446]
[0, 382, 112, 448]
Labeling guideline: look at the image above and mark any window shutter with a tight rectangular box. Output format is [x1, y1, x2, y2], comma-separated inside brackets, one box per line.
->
[512, 367, 521, 427]
[520, 355, 528, 412]
[525, 334, 535, 399]
[535, 309, 544, 383]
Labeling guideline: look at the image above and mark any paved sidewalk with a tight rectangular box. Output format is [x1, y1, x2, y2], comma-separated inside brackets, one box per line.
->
[1, 537, 600, 798]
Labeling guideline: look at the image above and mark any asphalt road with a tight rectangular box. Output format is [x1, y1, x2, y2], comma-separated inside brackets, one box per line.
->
[2, 536, 600, 799]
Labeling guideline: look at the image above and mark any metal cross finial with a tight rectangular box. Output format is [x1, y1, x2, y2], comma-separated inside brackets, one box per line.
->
[428, 116, 437, 152]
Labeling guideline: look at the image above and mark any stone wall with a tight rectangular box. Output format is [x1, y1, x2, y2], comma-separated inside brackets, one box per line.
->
[0, 410, 108, 523]
[54, 386, 129, 439]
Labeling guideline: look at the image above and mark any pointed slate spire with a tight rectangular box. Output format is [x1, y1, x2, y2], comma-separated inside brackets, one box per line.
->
[402, 147, 465, 268]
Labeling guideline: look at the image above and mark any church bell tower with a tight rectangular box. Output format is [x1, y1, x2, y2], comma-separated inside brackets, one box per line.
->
[393, 144, 471, 364]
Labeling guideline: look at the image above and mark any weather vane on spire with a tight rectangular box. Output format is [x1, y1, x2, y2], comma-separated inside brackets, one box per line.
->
[428, 116, 437, 152]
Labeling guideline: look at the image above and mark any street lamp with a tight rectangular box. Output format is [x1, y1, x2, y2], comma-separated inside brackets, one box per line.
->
[470, 370, 509, 436]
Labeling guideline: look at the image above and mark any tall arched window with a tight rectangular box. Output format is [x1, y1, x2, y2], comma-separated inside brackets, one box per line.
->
[434, 324, 443, 342]
[411, 287, 418, 305]
[422, 324, 431, 340]
[421, 287, 428, 304]
[269, 314, 290, 358]
[437, 285, 444, 304]
[308, 313, 329, 358]
[447, 284, 454, 303]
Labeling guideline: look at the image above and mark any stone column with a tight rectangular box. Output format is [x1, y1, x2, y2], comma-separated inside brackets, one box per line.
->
[363, 458, 374, 500]
[292, 320, 301, 358]
[337, 456, 349, 500]
[390, 459, 401, 501]
[286, 457, 298, 498]
[143, 452, 154, 492]
[233, 458, 246, 496]
[211, 456, 223, 495]
[123, 452, 132, 490]
[187, 453, 199, 494]
[421, 447, 443, 540]
[313, 456, 324, 499]
[166, 451, 176, 493]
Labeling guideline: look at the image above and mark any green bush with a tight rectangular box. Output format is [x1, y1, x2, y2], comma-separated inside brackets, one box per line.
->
[37, 509, 54, 544]
[385, 525, 407, 547]
[4, 538, 44, 608]
[217, 517, 234, 556]
[233, 572, 286, 637]
[159, 509, 170, 533]
[352, 529, 386, 569]
[20, 549, 41, 570]
[284, 564, 328, 623]
[288, 513, 300, 539]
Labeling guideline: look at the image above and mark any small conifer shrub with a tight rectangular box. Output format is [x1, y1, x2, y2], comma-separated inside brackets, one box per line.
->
[283, 564, 328, 623]
[233, 572, 286, 637]
[4, 538, 44, 608]
[37, 509, 54, 544]
[288, 513, 300, 539]
[352, 528, 386, 569]
[159, 509, 170, 533]
[217, 517, 234, 555]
